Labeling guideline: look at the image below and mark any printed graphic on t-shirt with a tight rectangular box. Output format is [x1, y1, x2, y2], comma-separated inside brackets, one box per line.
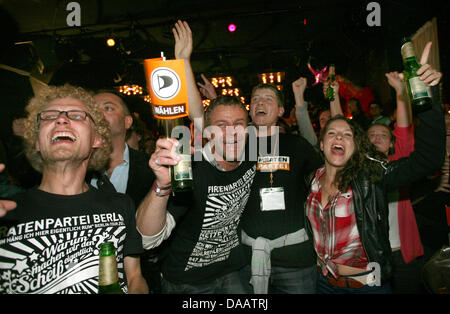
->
[0, 213, 127, 294]
[185, 166, 256, 271]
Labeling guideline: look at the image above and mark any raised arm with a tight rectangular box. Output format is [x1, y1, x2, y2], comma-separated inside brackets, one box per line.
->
[173, 20, 204, 125]
[197, 74, 217, 100]
[385, 71, 411, 127]
[136, 138, 179, 238]
[384, 44, 445, 190]
[292, 77, 318, 146]
[322, 80, 344, 117]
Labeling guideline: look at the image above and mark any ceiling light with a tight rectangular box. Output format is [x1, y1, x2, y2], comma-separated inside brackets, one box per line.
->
[106, 38, 115, 47]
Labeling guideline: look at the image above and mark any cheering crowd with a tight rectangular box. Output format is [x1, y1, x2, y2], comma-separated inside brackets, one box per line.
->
[0, 20, 448, 295]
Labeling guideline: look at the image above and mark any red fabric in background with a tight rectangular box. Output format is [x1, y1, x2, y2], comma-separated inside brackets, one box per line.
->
[336, 75, 375, 114]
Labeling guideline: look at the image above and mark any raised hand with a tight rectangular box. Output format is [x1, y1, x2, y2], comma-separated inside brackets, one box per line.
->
[150, 138, 181, 188]
[385, 71, 405, 94]
[292, 77, 307, 100]
[173, 20, 193, 60]
[197, 74, 217, 100]
[417, 42, 442, 86]
[322, 80, 339, 99]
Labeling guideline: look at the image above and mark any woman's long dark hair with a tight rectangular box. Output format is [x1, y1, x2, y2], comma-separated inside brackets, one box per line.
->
[319, 115, 388, 192]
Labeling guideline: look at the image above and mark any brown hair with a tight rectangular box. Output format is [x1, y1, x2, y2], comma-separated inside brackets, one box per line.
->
[251, 84, 284, 108]
[319, 115, 388, 192]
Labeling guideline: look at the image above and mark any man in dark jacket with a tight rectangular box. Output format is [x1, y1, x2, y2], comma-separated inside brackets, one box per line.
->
[89, 90, 158, 293]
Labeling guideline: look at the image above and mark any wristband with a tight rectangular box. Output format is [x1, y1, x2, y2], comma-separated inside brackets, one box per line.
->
[153, 182, 172, 197]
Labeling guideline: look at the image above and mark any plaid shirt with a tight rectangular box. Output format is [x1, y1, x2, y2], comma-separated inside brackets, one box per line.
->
[306, 167, 368, 278]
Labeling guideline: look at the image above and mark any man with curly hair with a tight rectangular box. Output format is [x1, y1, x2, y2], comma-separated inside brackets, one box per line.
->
[0, 84, 148, 294]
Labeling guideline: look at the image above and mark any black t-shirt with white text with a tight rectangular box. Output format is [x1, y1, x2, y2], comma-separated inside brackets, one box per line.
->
[241, 133, 322, 268]
[0, 187, 143, 294]
[161, 158, 256, 285]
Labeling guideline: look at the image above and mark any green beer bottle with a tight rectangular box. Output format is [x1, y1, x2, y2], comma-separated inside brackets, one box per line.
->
[98, 241, 123, 294]
[326, 64, 336, 101]
[166, 118, 194, 192]
[401, 37, 432, 113]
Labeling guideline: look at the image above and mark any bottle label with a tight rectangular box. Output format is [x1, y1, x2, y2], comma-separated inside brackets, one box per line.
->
[401, 42, 415, 59]
[99, 255, 119, 286]
[409, 77, 431, 99]
[174, 154, 193, 181]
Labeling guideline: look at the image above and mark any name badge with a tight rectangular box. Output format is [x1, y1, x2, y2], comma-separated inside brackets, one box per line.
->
[257, 156, 290, 172]
[260, 187, 285, 211]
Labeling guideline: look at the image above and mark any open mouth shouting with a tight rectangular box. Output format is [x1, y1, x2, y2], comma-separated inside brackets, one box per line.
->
[331, 144, 345, 155]
[51, 131, 77, 144]
[255, 108, 267, 117]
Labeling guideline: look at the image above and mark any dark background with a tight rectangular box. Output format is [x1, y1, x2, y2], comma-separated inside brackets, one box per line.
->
[0, 0, 449, 139]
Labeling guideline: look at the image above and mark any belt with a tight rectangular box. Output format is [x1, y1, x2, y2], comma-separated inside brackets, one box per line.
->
[242, 229, 309, 294]
[318, 266, 372, 289]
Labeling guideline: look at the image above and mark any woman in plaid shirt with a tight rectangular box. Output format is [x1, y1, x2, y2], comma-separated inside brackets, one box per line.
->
[305, 52, 444, 293]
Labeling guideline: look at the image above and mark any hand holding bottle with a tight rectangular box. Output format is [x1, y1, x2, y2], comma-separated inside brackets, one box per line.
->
[401, 39, 441, 112]
[322, 80, 339, 99]
[151, 135, 194, 192]
[416, 42, 442, 87]
[150, 138, 182, 188]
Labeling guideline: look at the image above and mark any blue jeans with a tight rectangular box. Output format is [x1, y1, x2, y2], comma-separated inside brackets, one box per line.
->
[161, 270, 251, 294]
[240, 265, 317, 294]
[317, 272, 391, 294]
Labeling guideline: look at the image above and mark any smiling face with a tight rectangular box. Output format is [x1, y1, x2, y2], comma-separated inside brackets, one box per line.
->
[249, 87, 284, 128]
[36, 97, 102, 167]
[367, 124, 393, 156]
[320, 119, 355, 169]
[206, 104, 248, 163]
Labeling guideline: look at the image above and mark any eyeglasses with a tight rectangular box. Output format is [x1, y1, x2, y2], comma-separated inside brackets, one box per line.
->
[37, 110, 95, 123]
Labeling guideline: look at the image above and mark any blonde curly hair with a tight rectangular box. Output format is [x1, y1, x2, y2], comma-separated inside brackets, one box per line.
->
[23, 84, 112, 172]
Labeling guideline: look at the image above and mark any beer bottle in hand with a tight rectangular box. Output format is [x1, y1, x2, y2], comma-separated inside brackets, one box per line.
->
[167, 118, 194, 192]
[401, 37, 432, 113]
[98, 241, 123, 294]
[326, 64, 336, 101]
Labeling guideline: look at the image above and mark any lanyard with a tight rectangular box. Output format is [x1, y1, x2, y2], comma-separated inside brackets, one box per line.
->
[258, 132, 279, 188]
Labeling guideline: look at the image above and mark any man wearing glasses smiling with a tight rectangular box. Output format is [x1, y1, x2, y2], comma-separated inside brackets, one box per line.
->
[0, 84, 148, 294]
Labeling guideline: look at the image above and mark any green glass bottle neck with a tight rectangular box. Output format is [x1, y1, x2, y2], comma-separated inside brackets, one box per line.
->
[99, 242, 115, 257]
[403, 56, 420, 70]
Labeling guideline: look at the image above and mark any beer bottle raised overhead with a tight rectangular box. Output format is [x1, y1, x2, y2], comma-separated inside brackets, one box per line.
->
[326, 64, 336, 101]
[166, 118, 194, 192]
[401, 37, 432, 113]
[98, 241, 123, 294]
